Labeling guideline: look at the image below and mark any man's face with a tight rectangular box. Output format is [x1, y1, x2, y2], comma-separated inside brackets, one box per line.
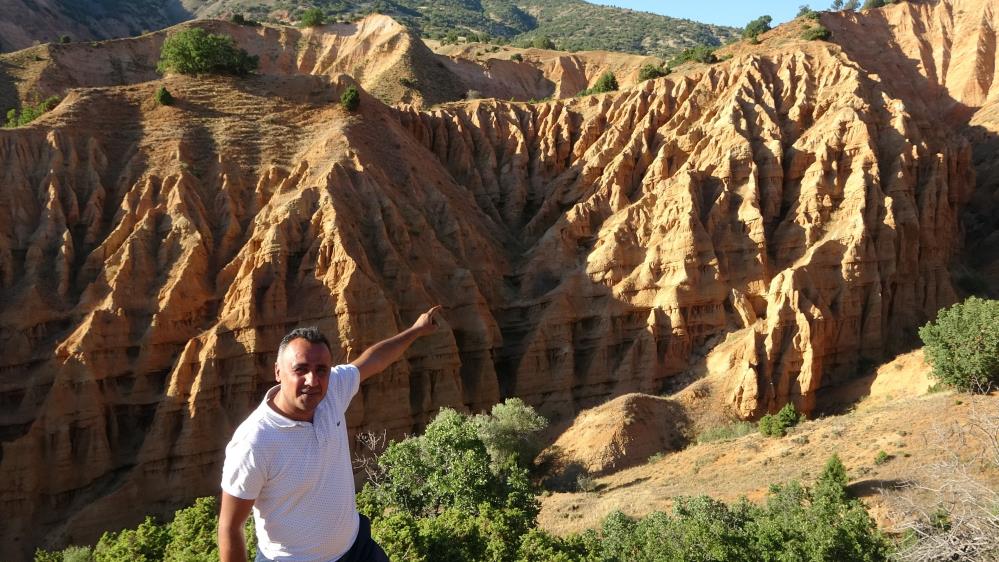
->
[273, 338, 332, 421]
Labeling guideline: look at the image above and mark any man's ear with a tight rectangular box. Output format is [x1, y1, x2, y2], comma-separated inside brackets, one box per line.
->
[274, 361, 281, 382]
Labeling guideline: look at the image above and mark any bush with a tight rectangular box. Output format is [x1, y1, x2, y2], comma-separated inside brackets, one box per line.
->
[473, 398, 548, 469]
[530, 36, 555, 49]
[3, 96, 61, 128]
[59, 35, 71, 44]
[230, 13, 259, 26]
[758, 402, 802, 437]
[874, 450, 892, 465]
[155, 86, 174, 106]
[510, 53, 523, 62]
[801, 25, 832, 41]
[340, 86, 360, 111]
[577, 71, 618, 96]
[668, 45, 718, 67]
[157, 28, 258, 76]
[919, 297, 999, 391]
[742, 15, 772, 39]
[861, 0, 885, 9]
[34, 546, 93, 562]
[638, 63, 669, 81]
[301, 7, 325, 27]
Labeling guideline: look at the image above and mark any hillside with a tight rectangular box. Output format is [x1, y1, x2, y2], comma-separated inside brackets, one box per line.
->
[1, 0, 997, 559]
[0, 0, 739, 57]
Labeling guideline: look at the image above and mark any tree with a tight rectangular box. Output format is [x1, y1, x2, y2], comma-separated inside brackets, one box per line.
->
[473, 398, 547, 470]
[301, 7, 326, 27]
[340, 86, 360, 111]
[156, 28, 258, 76]
[530, 36, 555, 49]
[743, 15, 772, 39]
[638, 63, 669, 81]
[919, 297, 999, 391]
[844, 0, 860, 9]
[831, 0, 845, 9]
[591, 71, 618, 93]
[861, 0, 885, 9]
[758, 402, 802, 437]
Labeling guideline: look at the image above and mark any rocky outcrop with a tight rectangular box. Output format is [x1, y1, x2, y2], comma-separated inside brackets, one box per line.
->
[0, 2, 994, 559]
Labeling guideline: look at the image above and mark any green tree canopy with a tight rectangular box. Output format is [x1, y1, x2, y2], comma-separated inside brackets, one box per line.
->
[301, 7, 325, 27]
[743, 15, 773, 39]
[156, 28, 258, 76]
[919, 297, 999, 391]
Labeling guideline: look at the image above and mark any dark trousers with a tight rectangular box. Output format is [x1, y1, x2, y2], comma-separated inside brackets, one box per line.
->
[256, 515, 389, 562]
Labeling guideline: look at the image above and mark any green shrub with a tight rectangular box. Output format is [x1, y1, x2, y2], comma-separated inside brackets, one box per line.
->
[742, 15, 772, 39]
[156, 28, 259, 76]
[33, 545, 93, 562]
[340, 86, 360, 111]
[473, 398, 548, 469]
[638, 63, 669, 81]
[510, 53, 524, 62]
[874, 450, 892, 465]
[155, 86, 174, 106]
[301, 7, 326, 27]
[231, 13, 260, 26]
[59, 35, 71, 44]
[577, 71, 618, 96]
[93, 516, 168, 562]
[758, 402, 802, 437]
[668, 45, 718, 66]
[3, 96, 61, 128]
[919, 297, 999, 391]
[530, 36, 555, 49]
[801, 25, 832, 41]
[697, 421, 757, 443]
[861, 0, 885, 9]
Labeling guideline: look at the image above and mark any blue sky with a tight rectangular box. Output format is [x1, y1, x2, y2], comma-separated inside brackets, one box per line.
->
[599, 1, 817, 28]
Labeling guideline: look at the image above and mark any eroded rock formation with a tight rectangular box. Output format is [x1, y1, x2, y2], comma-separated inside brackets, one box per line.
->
[0, 1, 994, 559]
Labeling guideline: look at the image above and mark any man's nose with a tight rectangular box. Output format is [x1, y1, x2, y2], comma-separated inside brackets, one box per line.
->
[304, 370, 317, 385]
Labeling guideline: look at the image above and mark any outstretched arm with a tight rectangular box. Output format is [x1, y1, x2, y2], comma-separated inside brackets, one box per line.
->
[351, 306, 441, 382]
[218, 492, 255, 562]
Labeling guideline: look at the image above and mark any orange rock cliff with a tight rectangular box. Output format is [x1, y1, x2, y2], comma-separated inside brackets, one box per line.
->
[0, 1, 997, 558]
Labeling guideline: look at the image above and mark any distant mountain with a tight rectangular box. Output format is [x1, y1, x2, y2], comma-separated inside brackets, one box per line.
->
[0, 0, 739, 56]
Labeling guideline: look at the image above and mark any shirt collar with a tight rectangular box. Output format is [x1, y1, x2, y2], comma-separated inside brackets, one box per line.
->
[258, 385, 309, 428]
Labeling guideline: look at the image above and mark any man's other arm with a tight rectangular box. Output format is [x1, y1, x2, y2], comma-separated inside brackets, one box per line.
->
[218, 492, 255, 562]
[351, 306, 441, 382]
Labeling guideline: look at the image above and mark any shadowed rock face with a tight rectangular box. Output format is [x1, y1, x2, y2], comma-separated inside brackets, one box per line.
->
[0, 2, 993, 559]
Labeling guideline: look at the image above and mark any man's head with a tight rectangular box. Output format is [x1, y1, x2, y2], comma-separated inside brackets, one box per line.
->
[272, 327, 333, 421]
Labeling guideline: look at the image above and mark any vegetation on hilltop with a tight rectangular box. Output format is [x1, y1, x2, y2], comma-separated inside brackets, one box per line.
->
[156, 28, 258, 76]
[193, 0, 739, 58]
[3, 96, 61, 128]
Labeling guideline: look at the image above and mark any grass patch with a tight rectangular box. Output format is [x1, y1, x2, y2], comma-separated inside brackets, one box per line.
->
[696, 421, 756, 444]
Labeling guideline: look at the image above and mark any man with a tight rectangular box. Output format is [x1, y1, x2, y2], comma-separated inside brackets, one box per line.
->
[218, 306, 441, 562]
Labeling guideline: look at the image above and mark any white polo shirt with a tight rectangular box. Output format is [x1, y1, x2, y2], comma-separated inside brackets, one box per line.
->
[222, 364, 361, 562]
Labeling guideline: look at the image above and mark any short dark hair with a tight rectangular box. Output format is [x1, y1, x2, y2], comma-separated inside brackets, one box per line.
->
[277, 327, 332, 360]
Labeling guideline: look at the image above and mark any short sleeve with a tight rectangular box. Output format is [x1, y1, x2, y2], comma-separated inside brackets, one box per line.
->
[329, 364, 360, 409]
[221, 438, 265, 500]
